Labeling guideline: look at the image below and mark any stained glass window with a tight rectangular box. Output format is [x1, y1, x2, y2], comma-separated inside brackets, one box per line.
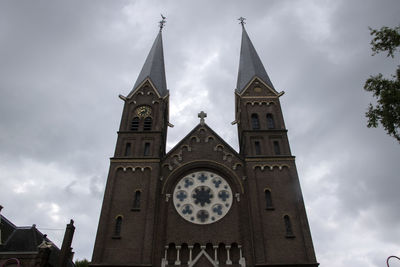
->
[173, 171, 233, 225]
[143, 117, 152, 131]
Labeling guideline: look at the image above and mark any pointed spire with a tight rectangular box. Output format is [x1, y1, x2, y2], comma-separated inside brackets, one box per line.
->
[129, 22, 167, 97]
[236, 20, 275, 93]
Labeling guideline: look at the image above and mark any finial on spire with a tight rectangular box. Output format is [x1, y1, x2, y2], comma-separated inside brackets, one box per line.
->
[238, 17, 246, 27]
[198, 111, 207, 125]
[159, 14, 166, 32]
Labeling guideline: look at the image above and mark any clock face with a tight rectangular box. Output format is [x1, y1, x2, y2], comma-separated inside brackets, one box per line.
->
[173, 171, 233, 225]
[136, 106, 152, 118]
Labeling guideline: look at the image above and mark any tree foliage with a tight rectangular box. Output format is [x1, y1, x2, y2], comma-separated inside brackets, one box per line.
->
[75, 259, 89, 267]
[364, 25, 400, 143]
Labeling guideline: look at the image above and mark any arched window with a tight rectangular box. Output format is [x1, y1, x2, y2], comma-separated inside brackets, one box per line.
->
[251, 114, 260, 130]
[124, 142, 131, 156]
[265, 190, 273, 209]
[143, 117, 152, 131]
[114, 216, 122, 237]
[144, 142, 151, 156]
[273, 141, 281, 155]
[132, 190, 141, 210]
[284, 215, 294, 237]
[255, 141, 261, 155]
[266, 113, 275, 129]
[131, 117, 139, 131]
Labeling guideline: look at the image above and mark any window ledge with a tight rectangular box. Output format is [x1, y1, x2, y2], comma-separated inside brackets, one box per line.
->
[131, 208, 141, 212]
[112, 236, 121, 239]
[285, 234, 295, 239]
[265, 207, 275, 211]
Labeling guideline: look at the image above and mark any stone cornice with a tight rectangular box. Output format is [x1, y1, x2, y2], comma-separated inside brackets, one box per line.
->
[110, 158, 160, 163]
[245, 156, 295, 162]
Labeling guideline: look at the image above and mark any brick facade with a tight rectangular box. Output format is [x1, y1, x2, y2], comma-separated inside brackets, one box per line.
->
[90, 27, 318, 267]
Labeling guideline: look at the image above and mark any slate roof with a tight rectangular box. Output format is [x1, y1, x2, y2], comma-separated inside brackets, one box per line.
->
[0, 215, 16, 244]
[0, 215, 74, 267]
[129, 31, 168, 97]
[236, 25, 275, 93]
[1, 226, 43, 252]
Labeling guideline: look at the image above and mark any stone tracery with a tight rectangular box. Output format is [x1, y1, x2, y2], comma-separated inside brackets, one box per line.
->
[173, 171, 233, 225]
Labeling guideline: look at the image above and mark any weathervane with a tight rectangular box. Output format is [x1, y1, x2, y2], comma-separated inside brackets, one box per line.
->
[238, 17, 246, 26]
[159, 14, 166, 32]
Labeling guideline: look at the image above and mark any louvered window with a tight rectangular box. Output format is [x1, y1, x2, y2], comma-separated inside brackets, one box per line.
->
[143, 117, 152, 131]
[131, 117, 139, 131]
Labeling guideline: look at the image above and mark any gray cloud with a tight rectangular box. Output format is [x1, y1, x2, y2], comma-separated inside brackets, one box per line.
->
[1, 0, 400, 266]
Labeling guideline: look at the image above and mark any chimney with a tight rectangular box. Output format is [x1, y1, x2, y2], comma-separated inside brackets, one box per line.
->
[58, 219, 75, 267]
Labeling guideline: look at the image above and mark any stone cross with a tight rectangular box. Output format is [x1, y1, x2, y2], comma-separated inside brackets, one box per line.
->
[198, 111, 207, 125]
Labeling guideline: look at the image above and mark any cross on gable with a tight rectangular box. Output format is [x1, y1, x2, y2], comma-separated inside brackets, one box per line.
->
[198, 111, 207, 125]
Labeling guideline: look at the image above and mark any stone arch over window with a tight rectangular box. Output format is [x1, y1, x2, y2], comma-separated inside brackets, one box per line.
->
[114, 215, 123, 237]
[132, 190, 141, 211]
[130, 117, 139, 131]
[264, 189, 273, 209]
[266, 113, 275, 129]
[251, 113, 260, 130]
[143, 117, 152, 131]
[161, 161, 245, 195]
[2, 258, 21, 267]
[284, 215, 295, 237]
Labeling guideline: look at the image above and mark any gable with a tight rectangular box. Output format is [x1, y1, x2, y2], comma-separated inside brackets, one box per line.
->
[161, 124, 244, 193]
[126, 78, 166, 100]
[238, 76, 281, 97]
[164, 124, 241, 167]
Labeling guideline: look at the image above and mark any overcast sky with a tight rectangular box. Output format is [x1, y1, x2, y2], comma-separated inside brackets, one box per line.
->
[1, 1, 400, 266]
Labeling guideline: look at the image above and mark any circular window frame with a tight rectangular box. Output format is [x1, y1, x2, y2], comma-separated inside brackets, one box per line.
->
[173, 170, 233, 225]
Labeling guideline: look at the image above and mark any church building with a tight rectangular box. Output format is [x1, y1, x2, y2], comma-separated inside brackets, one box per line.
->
[90, 19, 318, 267]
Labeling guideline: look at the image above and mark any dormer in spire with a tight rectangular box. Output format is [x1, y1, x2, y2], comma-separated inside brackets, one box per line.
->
[236, 24, 275, 94]
[128, 31, 168, 98]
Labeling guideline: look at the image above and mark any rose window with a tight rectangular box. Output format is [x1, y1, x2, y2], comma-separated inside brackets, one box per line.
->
[173, 171, 233, 225]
